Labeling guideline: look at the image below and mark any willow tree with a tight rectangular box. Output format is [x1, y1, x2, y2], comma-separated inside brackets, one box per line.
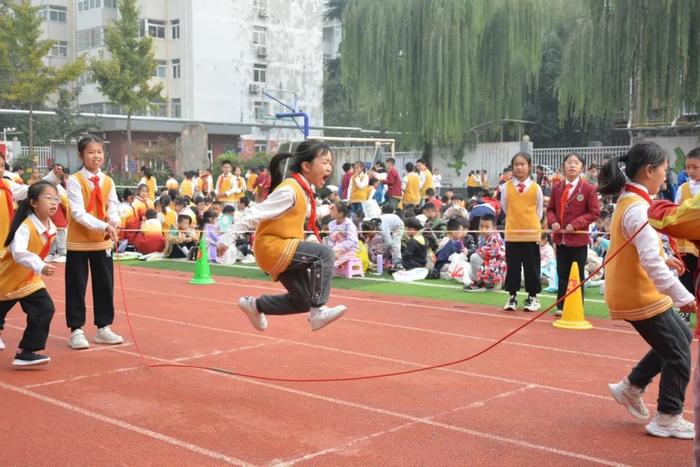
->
[341, 0, 550, 148]
[559, 0, 700, 126]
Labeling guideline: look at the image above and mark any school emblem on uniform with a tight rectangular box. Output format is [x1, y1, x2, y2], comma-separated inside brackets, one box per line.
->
[576, 194, 584, 202]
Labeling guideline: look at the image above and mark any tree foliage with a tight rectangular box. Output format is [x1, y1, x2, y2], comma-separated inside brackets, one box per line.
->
[91, 0, 163, 156]
[558, 0, 700, 125]
[53, 86, 101, 145]
[0, 0, 85, 149]
[341, 0, 550, 146]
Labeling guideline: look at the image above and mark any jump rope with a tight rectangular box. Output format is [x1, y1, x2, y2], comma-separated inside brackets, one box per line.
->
[114, 223, 648, 383]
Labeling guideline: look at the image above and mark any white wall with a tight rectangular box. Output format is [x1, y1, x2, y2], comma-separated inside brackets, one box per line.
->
[638, 135, 700, 168]
[431, 142, 525, 189]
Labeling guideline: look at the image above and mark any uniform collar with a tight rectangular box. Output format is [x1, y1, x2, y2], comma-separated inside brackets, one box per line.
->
[29, 213, 56, 236]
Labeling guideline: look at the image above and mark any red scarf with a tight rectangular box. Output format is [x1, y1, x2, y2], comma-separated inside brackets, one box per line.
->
[86, 175, 106, 220]
[291, 173, 320, 242]
[0, 179, 14, 218]
[24, 230, 55, 282]
[560, 182, 574, 226]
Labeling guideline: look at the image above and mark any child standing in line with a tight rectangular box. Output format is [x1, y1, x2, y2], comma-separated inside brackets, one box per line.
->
[502, 152, 543, 312]
[601, 142, 695, 439]
[215, 161, 241, 206]
[180, 171, 196, 199]
[673, 147, 700, 321]
[0, 181, 58, 367]
[0, 153, 29, 258]
[217, 141, 346, 332]
[546, 153, 600, 316]
[347, 161, 370, 216]
[65, 135, 124, 350]
[326, 202, 359, 270]
[402, 162, 421, 210]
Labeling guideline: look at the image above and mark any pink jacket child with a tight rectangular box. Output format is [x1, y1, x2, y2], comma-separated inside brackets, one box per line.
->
[326, 217, 359, 269]
[476, 232, 507, 286]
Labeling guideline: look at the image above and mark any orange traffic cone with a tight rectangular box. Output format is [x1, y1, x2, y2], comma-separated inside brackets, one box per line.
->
[553, 262, 592, 330]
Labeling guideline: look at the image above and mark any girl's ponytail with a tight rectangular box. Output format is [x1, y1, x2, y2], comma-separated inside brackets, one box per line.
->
[598, 156, 627, 195]
[268, 152, 293, 192]
[4, 180, 55, 247]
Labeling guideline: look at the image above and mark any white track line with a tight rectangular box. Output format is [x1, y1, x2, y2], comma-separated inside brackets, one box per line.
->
[271, 385, 537, 467]
[102, 346, 629, 467]
[0, 380, 253, 466]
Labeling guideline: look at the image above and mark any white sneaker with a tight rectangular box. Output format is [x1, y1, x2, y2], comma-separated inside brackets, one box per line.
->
[238, 297, 268, 331]
[44, 254, 56, 263]
[52, 255, 66, 264]
[68, 329, 90, 350]
[608, 378, 649, 420]
[0, 335, 5, 350]
[93, 326, 124, 345]
[645, 412, 695, 439]
[309, 305, 346, 331]
[523, 296, 540, 312]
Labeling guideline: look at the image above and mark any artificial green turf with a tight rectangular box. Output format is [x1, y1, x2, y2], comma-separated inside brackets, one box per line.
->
[121, 259, 614, 319]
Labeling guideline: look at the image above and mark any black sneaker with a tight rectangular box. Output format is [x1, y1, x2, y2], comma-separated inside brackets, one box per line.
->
[463, 283, 486, 292]
[503, 295, 518, 311]
[523, 296, 541, 312]
[12, 350, 51, 368]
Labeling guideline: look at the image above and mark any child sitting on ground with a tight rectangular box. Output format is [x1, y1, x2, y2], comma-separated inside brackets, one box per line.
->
[326, 202, 359, 270]
[219, 204, 236, 233]
[464, 214, 506, 291]
[402, 217, 428, 270]
[133, 209, 165, 254]
[540, 233, 557, 291]
[201, 210, 220, 262]
[165, 214, 199, 259]
[430, 218, 465, 279]
[361, 219, 389, 271]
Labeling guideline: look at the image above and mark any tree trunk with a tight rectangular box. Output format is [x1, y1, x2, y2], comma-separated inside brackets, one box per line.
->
[127, 112, 133, 174]
[28, 102, 34, 155]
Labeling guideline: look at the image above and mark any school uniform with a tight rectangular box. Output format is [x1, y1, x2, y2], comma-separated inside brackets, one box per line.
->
[348, 173, 370, 214]
[0, 215, 56, 352]
[502, 178, 543, 296]
[674, 181, 700, 293]
[383, 166, 403, 208]
[402, 234, 428, 270]
[138, 176, 158, 200]
[546, 177, 600, 310]
[132, 196, 154, 220]
[65, 168, 120, 331]
[219, 175, 334, 315]
[402, 173, 421, 208]
[216, 174, 242, 205]
[165, 177, 179, 191]
[0, 177, 29, 258]
[419, 169, 434, 198]
[606, 183, 694, 416]
[179, 178, 195, 199]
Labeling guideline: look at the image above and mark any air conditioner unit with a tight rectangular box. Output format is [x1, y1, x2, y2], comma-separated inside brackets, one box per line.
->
[258, 8, 268, 18]
[249, 83, 260, 93]
[256, 46, 267, 58]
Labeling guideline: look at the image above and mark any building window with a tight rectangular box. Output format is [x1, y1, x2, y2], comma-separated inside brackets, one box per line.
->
[39, 5, 67, 22]
[254, 0, 268, 15]
[78, 0, 104, 12]
[254, 101, 270, 120]
[77, 28, 104, 51]
[154, 60, 167, 78]
[104, 0, 117, 7]
[148, 101, 167, 117]
[171, 59, 181, 79]
[78, 72, 96, 86]
[140, 19, 166, 39]
[49, 40, 68, 57]
[171, 98, 181, 118]
[253, 26, 267, 46]
[253, 64, 267, 83]
[255, 143, 267, 153]
[171, 19, 180, 39]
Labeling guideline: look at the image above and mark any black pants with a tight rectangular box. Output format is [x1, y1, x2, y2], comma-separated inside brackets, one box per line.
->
[505, 241, 541, 296]
[628, 309, 692, 415]
[0, 289, 55, 351]
[556, 244, 588, 310]
[256, 241, 334, 315]
[679, 254, 698, 293]
[65, 250, 114, 330]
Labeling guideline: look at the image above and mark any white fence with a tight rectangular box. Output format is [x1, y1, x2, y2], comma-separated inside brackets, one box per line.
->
[531, 145, 630, 172]
[21, 146, 53, 169]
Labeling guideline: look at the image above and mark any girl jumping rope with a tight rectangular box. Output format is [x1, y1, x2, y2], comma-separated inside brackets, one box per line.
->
[217, 141, 346, 332]
[65, 135, 124, 349]
[0, 181, 58, 367]
[601, 142, 696, 439]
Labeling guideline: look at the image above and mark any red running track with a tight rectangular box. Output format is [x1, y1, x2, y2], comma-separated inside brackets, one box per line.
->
[0, 264, 694, 466]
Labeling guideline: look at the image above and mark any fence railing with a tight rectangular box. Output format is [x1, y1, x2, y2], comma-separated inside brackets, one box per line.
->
[531, 145, 630, 172]
[21, 146, 53, 169]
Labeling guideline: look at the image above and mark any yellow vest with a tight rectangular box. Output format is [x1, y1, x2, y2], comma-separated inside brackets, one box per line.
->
[233, 176, 246, 202]
[605, 195, 673, 321]
[0, 219, 49, 300]
[162, 208, 177, 232]
[253, 178, 305, 281]
[217, 174, 238, 203]
[246, 173, 258, 191]
[67, 173, 114, 251]
[420, 169, 434, 197]
[504, 181, 541, 242]
[675, 183, 699, 255]
[0, 179, 14, 259]
[402, 173, 421, 205]
[349, 174, 370, 202]
[141, 176, 157, 200]
[467, 174, 480, 187]
[180, 179, 194, 198]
